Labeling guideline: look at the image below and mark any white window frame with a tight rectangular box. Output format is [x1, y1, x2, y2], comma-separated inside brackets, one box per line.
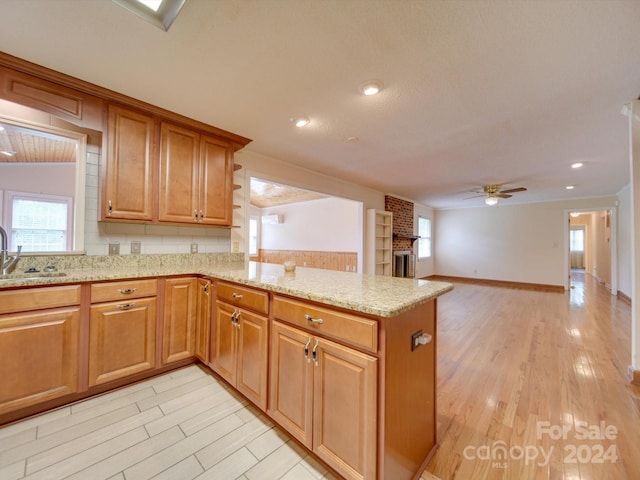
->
[5, 190, 74, 252]
[418, 216, 432, 259]
[249, 216, 259, 256]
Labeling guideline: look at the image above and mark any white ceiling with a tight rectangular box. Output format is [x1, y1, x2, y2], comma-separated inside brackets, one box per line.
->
[1, 0, 638, 208]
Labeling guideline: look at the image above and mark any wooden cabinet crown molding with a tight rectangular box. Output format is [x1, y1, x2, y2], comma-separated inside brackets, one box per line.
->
[0, 51, 252, 150]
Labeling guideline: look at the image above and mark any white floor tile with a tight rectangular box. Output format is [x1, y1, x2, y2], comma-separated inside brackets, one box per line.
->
[244, 441, 308, 480]
[0, 408, 70, 441]
[0, 460, 25, 480]
[23, 426, 148, 480]
[195, 417, 272, 469]
[124, 414, 244, 480]
[194, 447, 258, 480]
[246, 427, 290, 460]
[65, 426, 185, 480]
[25, 407, 163, 475]
[150, 455, 204, 480]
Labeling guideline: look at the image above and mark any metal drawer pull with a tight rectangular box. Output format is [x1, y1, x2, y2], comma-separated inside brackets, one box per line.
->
[117, 302, 136, 310]
[312, 340, 319, 366]
[117, 288, 137, 294]
[232, 293, 243, 299]
[234, 311, 241, 328]
[304, 338, 311, 364]
[304, 314, 324, 325]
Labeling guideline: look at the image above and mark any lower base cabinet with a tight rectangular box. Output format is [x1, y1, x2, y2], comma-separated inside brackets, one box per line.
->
[89, 297, 157, 386]
[0, 307, 80, 415]
[213, 300, 268, 410]
[269, 320, 378, 480]
[162, 277, 197, 364]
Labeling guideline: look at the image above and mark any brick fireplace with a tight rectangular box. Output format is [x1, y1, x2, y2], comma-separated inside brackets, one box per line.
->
[385, 195, 417, 277]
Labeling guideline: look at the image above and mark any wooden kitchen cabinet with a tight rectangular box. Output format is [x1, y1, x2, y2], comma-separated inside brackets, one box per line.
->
[212, 281, 269, 410]
[195, 278, 212, 363]
[89, 280, 157, 386]
[102, 104, 156, 221]
[0, 286, 81, 415]
[270, 320, 377, 480]
[159, 122, 233, 226]
[162, 277, 197, 364]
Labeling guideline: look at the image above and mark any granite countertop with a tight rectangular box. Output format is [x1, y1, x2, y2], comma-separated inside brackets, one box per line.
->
[0, 255, 453, 318]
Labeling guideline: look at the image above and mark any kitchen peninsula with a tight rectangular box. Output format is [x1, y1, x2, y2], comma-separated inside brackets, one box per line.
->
[0, 254, 452, 480]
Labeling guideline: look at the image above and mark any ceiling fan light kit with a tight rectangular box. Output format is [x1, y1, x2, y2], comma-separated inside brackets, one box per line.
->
[466, 184, 527, 206]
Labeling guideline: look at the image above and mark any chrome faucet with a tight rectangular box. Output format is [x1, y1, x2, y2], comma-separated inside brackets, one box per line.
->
[0, 225, 22, 275]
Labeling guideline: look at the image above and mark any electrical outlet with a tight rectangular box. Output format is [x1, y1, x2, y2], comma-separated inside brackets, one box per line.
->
[108, 243, 120, 255]
[232, 241, 239, 253]
[131, 241, 141, 254]
[190, 242, 198, 254]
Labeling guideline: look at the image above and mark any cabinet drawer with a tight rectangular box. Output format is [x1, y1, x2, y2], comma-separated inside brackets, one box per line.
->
[217, 282, 268, 314]
[91, 279, 157, 303]
[273, 296, 378, 353]
[0, 285, 81, 315]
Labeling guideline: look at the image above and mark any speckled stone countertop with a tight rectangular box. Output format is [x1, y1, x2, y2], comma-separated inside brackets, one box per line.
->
[0, 254, 453, 317]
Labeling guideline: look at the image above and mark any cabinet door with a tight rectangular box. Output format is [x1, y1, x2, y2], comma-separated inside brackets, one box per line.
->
[163, 278, 197, 364]
[313, 337, 378, 480]
[89, 298, 156, 386]
[0, 308, 80, 415]
[158, 122, 199, 223]
[199, 135, 233, 225]
[104, 105, 155, 221]
[195, 278, 211, 363]
[269, 321, 313, 448]
[212, 301, 237, 385]
[235, 309, 268, 411]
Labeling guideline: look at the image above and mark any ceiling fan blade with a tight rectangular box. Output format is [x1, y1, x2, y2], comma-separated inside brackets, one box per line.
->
[496, 193, 512, 198]
[499, 187, 527, 194]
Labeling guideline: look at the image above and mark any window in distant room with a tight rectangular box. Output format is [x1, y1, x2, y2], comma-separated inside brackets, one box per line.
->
[418, 216, 432, 259]
[249, 216, 258, 255]
[7, 192, 73, 252]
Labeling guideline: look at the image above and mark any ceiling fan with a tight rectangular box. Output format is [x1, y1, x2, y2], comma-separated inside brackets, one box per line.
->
[465, 184, 527, 206]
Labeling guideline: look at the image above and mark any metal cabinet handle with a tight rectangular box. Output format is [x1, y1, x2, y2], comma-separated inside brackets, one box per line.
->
[312, 340, 319, 366]
[117, 288, 137, 294]
[304, 338, 311, 364]
[194, 209, 198, 222]
[117, 302, 136, 310]
[232, 293, 243, 299]
[234, 311, 241, 328]
[107, 200, 112, 217]
[304, 314, 324, 325]
[199, 210, 204, 221]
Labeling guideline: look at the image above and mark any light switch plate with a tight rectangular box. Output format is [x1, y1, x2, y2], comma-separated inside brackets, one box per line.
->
[108, 243, 120, 255]
[190, 242, 198, 254]
[131, 241, 141, 254]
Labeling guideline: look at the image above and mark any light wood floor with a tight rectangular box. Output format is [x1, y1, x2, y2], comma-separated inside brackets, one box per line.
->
[426, 270, 640, 480]
[0, 270, 637, 480]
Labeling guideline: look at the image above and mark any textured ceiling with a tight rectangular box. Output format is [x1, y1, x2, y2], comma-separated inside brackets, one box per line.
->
[0, 0, 638, 208]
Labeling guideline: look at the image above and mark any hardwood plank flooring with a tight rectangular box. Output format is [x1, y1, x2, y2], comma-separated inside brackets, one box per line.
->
[425, 270, 640, 480]
[1, 270, 637, 480]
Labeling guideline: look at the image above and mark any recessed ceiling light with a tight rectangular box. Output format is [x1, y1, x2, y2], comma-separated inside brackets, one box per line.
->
[571, 162, 583, 169]
[360, 80, 383, 96]
[290, 116, 310, 128]
[345, 136, 359, 142]
[570, 212, 581, 217]
[566, 185, 575, 190]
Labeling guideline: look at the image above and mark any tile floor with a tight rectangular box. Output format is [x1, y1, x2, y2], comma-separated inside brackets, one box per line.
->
[0, 365, 339, 480]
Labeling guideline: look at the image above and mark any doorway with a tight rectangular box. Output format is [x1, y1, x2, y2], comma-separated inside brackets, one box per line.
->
[565, 208, 616, 294]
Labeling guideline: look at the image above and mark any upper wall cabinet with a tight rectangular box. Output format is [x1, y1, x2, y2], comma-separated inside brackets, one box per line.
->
[102, 105, 157, 221]
[159, 123, 233, 226]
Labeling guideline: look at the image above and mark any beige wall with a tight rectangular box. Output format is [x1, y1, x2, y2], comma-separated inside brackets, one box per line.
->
[435, 197, 618, 287]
